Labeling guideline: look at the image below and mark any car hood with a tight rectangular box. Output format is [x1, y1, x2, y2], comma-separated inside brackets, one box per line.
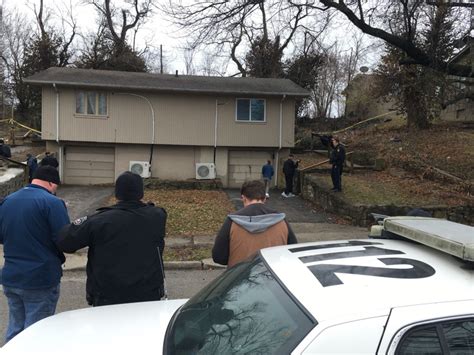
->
[1, 299, 187, 355]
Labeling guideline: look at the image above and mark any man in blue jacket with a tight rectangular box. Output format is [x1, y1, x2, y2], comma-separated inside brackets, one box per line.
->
[261, 160, 274, 198]
[0, 165, 70, 343]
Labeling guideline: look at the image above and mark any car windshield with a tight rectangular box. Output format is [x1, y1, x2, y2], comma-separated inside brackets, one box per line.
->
[165, 256, 315, 354]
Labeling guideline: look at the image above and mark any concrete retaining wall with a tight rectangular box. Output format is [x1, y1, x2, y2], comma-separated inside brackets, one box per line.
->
[0, 168, 26, 198]
[301, 173, 474, 227]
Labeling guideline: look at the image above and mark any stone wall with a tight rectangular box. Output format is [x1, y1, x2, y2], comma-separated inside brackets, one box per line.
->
[0, 169, 27, 198]
[301, 173, 474, 227]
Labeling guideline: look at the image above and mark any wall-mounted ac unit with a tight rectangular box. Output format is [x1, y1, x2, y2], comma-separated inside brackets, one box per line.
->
[129, 161, 151, 178]
[196, 163, 216, 179]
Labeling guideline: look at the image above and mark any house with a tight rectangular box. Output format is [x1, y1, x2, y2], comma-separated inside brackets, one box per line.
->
[442, 36, 473, 121]
[343, 74, 395, 121]
[25, 67, 308, 187]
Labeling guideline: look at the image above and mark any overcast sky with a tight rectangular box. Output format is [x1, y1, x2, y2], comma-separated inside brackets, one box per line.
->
[3, 0, 382, 75]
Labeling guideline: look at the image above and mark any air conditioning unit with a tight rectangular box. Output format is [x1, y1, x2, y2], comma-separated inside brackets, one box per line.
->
[196, 163, 216, 180]
[129, 161, 151, 178]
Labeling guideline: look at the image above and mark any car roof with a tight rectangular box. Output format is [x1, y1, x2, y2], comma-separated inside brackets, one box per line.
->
[260, 238, 474, 323]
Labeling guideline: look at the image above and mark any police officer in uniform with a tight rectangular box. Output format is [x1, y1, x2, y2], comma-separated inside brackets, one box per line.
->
[57, 171, 167, 306]
[330, 136, 346, 192]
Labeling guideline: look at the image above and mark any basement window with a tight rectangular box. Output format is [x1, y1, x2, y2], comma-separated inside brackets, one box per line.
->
[236, 98, 266, 122]
[76, 91, 108, 116]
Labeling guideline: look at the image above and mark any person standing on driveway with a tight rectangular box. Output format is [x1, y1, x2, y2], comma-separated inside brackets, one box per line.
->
[282, 154, 299, 198]
[40, 152, 59, 169]
[330, 137, 346, 192]
[0, 139, 11, 158]
[26, 154, 38, 183]
[57, 171, 167, 307]
[0, 166, 70, 343]
[261, 160, 274, 198]
[213, 180, 297, 268]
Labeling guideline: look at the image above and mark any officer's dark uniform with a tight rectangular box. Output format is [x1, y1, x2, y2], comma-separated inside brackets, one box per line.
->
[57, 200, 167, 306]
[40, 155, 59, 168]
[330, 142, 346, 191]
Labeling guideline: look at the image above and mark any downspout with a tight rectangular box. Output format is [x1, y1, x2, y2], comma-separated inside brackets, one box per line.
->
[115, 93, 155, 171]
[52, 83, 63, 180]
[214, 99, 218, 164]
[277, 94, 286, 187]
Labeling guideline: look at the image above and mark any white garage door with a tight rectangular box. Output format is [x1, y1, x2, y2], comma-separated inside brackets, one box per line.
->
[64, 146, 115, 185]
[228, 150, 272, 188]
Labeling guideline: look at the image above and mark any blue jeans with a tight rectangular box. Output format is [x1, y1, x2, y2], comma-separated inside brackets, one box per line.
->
[3, 284, 60, 343]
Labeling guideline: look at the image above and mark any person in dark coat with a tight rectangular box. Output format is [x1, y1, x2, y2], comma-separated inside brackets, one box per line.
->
[26, 154, 38, 183]
[0, 166, 70, 343]
[0, 139, 12, 158]
[57, 171, 167, 307]
[330, 136, 346, 192]
[40, 152, 59, 168]
[282, 154, 299, 198]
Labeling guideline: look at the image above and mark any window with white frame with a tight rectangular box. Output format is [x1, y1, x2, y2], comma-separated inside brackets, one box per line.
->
[75, 91, 108, 116]
[236, 98, 265, 122]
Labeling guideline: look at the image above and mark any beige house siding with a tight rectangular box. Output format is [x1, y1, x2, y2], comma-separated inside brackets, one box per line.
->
[41, 88, 296, 147]
[216, 97, 294, 147]
[154, 94, 216, 145]
[41, 87, 57, 140]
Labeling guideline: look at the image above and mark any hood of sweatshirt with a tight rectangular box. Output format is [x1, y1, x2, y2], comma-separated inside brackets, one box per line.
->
[228, 213, 286, 234]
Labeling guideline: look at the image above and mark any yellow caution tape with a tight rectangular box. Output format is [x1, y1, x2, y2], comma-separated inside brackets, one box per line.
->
[2, 119, 41, 134]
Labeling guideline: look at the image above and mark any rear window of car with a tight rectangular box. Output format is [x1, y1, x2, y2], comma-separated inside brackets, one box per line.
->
[165, 256, 315, 354]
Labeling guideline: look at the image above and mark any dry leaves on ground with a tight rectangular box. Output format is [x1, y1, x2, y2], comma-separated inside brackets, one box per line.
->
[309, 171, 472, 207]
[143, 189, 235, 237]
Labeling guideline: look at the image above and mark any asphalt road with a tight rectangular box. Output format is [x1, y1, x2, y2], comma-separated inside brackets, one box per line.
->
[0, 268, 224, 347]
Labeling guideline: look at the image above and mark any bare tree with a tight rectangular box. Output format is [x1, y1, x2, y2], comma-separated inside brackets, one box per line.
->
[88, 0, 153, 50]
[314, 0, 471, 77]
[162, 0, 327, 76]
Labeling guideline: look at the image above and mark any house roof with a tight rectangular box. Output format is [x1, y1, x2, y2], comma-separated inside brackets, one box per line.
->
[24, 67, 310, 97]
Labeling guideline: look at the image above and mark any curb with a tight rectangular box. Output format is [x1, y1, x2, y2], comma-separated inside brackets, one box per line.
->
[63, 259, 226, 272]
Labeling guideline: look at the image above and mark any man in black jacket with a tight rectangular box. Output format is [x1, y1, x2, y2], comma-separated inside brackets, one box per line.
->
[40, 152, 59, 168]
[57, 171, 167, 306]
[330, 137, 346, 192]
[0, 139, 11, 158]
[282, 154, 299, 198]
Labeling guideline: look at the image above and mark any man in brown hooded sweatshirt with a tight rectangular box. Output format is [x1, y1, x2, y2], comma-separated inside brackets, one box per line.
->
[212, 180, 297, 268]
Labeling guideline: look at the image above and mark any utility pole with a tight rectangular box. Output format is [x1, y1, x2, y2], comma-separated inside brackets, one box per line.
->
[160, 44, 163, 74]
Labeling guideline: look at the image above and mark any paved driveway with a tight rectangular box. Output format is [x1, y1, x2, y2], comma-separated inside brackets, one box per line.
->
[56, 185, 114, 220]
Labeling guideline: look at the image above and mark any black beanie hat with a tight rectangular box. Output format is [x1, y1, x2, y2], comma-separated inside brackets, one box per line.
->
[33, 165, 61, 185]
[115, 171, 144, 201]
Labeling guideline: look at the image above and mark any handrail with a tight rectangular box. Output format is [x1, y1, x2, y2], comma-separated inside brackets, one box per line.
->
[299, 151, 354, 173]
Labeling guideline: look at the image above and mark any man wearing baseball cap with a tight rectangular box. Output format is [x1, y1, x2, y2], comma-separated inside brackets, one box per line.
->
[57, 171, 167, 307]
[0, 165, 70, 343]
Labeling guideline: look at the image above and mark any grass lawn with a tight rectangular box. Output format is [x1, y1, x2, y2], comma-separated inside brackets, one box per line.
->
[163, 245, 212, 262]
[308, 171, 472, 207]
[142, 189, 235, 237]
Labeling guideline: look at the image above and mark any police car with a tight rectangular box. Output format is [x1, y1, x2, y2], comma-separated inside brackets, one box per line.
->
[2, 217, 474, 354]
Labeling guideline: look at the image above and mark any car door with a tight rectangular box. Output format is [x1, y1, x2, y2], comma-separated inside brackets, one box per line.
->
[297, 316, 388, 354]
[378, 300, 474, 354]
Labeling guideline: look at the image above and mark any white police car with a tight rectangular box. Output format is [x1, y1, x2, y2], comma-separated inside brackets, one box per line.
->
[2, 217, 474, 354]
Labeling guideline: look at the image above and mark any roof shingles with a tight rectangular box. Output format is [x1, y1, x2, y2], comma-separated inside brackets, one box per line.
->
[25, 67, 309, 97]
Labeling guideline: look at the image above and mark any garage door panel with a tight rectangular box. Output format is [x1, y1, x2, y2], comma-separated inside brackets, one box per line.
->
[66, 176, 114, 185]
[228, 150, 272, 188]
[65, 146, 115, 185]
[66, 153, 114, 163]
